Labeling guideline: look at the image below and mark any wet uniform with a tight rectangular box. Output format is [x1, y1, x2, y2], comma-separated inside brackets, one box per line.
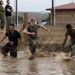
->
[26, 25, 41, 55]
[1, 30, 21, 57]
[65, 29, 75, 56]
[0, 5, 5, 29]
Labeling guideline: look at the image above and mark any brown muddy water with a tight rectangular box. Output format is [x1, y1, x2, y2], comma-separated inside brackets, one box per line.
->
[0, 50, 75, 75]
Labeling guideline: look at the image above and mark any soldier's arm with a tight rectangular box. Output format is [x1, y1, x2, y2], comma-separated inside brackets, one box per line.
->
[23, 28, 35, 35]
[41, 25, 50, 33]
[0, 35, 7, 42]
[7, 8, 11, 12]
[23, 29, 31, 34]
[62, 35, 68, 47]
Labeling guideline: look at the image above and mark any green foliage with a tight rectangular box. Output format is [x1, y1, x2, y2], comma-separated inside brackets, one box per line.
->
[12, 15, 23, 24]
[18, 16, 23, 21]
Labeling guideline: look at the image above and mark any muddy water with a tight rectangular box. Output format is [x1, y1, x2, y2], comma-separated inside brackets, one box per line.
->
[0, 51, 75, 75]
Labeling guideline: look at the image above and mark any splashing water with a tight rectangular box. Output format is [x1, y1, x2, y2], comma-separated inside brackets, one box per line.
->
[55, 52, 71, 61]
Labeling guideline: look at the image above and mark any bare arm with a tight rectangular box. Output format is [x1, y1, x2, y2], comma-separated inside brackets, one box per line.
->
[23, 29, 31, 34]
[41, 26, 50, 33]
[23, 29, 35, 35]
[7, 8, 11, 12]
[0, 36, 7, 42]
[7, 8, 13, 12]
[62, 35, 68, 47]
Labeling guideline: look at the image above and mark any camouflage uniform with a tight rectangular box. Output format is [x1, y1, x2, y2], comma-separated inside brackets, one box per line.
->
[29, 38, 39, 55]
[0, 5, 5, 30]
[26, 25, 41, 55]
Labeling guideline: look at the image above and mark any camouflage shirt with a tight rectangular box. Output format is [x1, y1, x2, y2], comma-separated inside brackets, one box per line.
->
[26, 24, 41, 39]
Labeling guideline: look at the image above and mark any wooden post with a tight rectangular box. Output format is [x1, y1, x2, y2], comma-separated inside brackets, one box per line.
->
[52, 0, 54, 26]
[23, 13, 28, 42]
[15, 0, 18, 27]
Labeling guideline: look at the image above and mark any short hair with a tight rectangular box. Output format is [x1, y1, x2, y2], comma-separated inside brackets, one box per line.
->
[30, 18, 35, 22]
[9, 24, 15, 27]
[7, 0, 9, 3]
[66, 24, 72, 29]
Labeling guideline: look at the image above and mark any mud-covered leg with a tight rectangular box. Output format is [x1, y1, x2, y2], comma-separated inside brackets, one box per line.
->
[64, 40, 74, 53]
[29, 39, 38, 59]
[1, 43, 10, 57]
[10, 46, 17, 58]
[70, 43, 75, 57]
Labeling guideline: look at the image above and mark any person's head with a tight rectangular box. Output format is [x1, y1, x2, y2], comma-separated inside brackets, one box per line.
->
[9, 24, 15, 32]
[0, 0, 3, 5]
[30, 18, 35, 26]
[6, 0, 10, 5]
[66, 24, 72, 32]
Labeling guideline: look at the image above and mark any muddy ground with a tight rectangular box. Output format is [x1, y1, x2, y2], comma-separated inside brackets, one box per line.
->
[0, 26, 75, 75]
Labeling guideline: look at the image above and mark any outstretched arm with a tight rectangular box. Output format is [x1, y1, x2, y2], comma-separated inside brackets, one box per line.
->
[41, 26, 50, 33]
[23, 29, 35, 35]
[0, 36, 7, 42]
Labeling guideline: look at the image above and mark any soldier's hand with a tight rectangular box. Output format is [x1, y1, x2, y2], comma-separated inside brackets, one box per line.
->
[46, 29, 50, 33]
[7, 9, 11, 12]
[30, 32, 35, 35]
[30, 32, 35, 36]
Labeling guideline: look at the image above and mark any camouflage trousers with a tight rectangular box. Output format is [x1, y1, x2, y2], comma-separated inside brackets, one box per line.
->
[29, 38, 39, 55]
[1, 43, 17, 57]
[64, 40, 75, 56]
[0, 14, 5, 30]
